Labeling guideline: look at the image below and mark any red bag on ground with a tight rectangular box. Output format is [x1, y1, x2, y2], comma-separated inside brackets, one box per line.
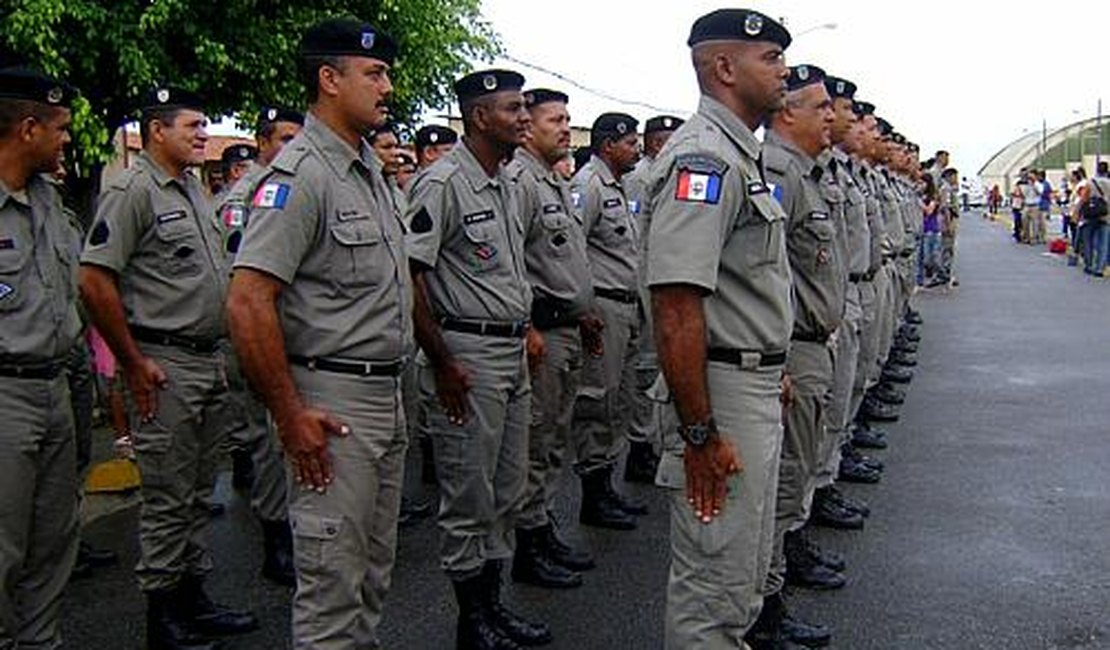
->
[1049, 239, 1067, 254]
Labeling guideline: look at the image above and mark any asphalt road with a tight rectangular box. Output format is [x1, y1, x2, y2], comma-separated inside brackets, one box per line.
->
[64, 212, 1110, 650]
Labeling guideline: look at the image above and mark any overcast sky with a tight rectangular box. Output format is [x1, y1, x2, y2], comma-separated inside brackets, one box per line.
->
[476, 0, 1110, 175]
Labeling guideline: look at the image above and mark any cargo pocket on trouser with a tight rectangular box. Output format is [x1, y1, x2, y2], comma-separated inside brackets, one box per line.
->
[132, 418, 175, 489]
[291, 512, 343, 571]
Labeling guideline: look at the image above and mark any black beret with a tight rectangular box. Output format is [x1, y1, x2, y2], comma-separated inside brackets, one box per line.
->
[0, 66, 76, 107]
[398, 150, 416, 167]
[824, 76, 857, 100]
[139, 86, 206, 113]
[592, 112, 639, 140]
[454, 69, 525, 103]
[300, 18, 397, 65]
[891, 132, 907, 145]
[688, 9, 791, 49]
[644, 115, 684, 134]
[853, 101, 876, 116]
[257, 107, 304, 131]
[786, 64, 825, 92]
[524, 88, 569, 109]
[414, 125, 458, 148]
[221, 144, 258, 165]
[875, 117, 893, 137]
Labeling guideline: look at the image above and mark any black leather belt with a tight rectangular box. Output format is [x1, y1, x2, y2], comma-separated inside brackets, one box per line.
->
[899, 250, 914, 259]
[131, 326, 221, 354]
[791, 331, 830, 345]
[531, 295, 579, 331]
[849, 272, 866, 283]
[707, 348, 787, 368]
[0, 359, 64, 380]
[440, 317, 528, 338]
[594, 287, 638, 304]
[288, 355, 404, 377]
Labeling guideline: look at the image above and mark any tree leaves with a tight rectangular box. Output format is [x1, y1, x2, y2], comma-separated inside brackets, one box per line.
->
[0, 0, 500, 174]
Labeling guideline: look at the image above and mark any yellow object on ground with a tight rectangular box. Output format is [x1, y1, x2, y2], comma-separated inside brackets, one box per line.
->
[85, 458, 141, 493]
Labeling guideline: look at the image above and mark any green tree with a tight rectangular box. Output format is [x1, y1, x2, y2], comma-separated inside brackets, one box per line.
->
[1, 0, 499, 177]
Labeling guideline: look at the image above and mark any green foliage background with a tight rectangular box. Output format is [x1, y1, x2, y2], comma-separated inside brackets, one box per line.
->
[1, 0, 500, 176]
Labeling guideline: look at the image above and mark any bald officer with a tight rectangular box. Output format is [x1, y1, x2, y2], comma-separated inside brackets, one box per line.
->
[622, 114, 684, 486]
[647, 10, 794, 648]
[406, 69, 551, 649]
[570, 111, 645, 530]
[81, 86, 257, 650]
[0, 65, 81, 650]
[213, 106, 304, 587]
[509, 88, 599, 590]
[227, 20, 410, 650]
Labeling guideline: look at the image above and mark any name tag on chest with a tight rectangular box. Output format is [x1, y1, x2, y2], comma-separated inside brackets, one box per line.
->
[464, 210, 495, 225]
[602, 198, 623, 209]
[157, 210, 188, 225]
[542, 204, 564, 215]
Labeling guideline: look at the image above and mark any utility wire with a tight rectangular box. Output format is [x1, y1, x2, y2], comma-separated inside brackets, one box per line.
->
[499, 53, 688, 116]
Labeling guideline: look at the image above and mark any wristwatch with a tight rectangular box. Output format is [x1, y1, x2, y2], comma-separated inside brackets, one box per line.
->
[678, 419, 717, 447]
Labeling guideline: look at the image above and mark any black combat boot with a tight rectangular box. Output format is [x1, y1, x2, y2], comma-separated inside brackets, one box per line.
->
[482, 561, 553, 646]
[860, 395, 900, 423]
[602, 465, 647, 515]
[511, 527, 582, 589]
[880, 364, 914, 384]
[453, 574, 521, 650]
[230, 448, 255, 491]
[870, 383, 906, 405]
[146, 587, 219, 650]
[541, 521, 595, 571]
[838, 449, 882, 485]
[783, 531, 846, 591]
[179, 575, 258, 637]
[887, 349, 918, 367]
[821, 484, 870, 517]
[748, 591, 832, 648]
[851, 422, 888, 449]
[623, 440, 660, 484]
[578, 469, 636, 530]
[904, 309, 924, 325]
[811, 487, 864, 530]
[260, 519, 295, 587]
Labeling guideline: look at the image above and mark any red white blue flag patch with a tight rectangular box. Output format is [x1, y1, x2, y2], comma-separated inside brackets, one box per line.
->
[252, 183, 291, 209]
[675, 170, 722, 204]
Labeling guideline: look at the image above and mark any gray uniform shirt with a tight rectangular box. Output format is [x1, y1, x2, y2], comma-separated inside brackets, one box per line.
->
[405, 140, 531, 322]
[858, 162, 889, 263]
[647, 95, 793, 354]
[874, 166, 906, 253]
[510, 148, 593, 318]
[764, 130, 845, 340]
[622, 156, 652, 237]
[832, 149, 871, 276]
[0, 176, 82, 363]
[82, 152, 226, 340]
[571, 155, 639, 293]
[233, 114, 412, 362]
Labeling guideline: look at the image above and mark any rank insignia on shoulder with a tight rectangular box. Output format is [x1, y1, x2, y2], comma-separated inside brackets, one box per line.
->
[0, 282, 12, 300]
[253, 183, 291, 209]
[675, 169, 722, 204]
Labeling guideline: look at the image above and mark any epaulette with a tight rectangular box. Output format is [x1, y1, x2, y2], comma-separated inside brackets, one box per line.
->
[270, 142, 312, 175]
[762, 144, 791, 176]
[106, 165, 140, 192]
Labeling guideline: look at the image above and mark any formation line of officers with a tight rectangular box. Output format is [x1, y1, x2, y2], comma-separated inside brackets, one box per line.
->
[0, 8, 935, 650]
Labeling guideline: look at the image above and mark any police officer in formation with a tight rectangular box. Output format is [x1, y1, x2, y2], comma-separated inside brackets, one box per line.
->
[0, 8, 935, 650]
[214, 106, 304, 588]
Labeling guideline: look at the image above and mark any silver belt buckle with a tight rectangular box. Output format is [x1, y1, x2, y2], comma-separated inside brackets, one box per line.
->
[740, 351, 760, 371]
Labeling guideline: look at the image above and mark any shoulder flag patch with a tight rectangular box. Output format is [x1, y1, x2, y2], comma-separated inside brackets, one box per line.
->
[0, 282, 12, 301]
[768, 182, 784, 204]
[253, 183, 291, 209]
[676, 169, 722, 204]
[222, 205, 246, 228]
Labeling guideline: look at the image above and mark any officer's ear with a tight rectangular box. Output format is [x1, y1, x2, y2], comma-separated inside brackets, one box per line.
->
[317, 57, 349, 100]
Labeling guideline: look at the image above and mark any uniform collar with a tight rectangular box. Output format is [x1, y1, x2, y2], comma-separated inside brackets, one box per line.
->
[764, 129, 819, 176]
[589, 154, 621, 188]
[135, 151, 190, 189]
[302, 113, 381, 179]
[697, 95, 761, 161]
[456, 139, 504, 192]
[0, 178, 24, 209]
[515, 147, 558, 184]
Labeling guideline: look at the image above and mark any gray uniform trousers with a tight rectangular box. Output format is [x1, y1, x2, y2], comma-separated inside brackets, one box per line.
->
[66, 341, 95, 475]
[766, 340, 834, 596]
[572, 296, 639, 474]
[818, 284, 862, 487]
[630, 291, 660, 450]
[224, 349, 287, 523]
[874, 264, 896, 370]
[421, 332, 530, 578]
[519, 325, 583, 530]
[286, 366, 407, 650]
[0, 375, 78, 650]
[662, 362, 783, 649]
[852, 278, 881, 417]
[132, 342, 232, 592]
